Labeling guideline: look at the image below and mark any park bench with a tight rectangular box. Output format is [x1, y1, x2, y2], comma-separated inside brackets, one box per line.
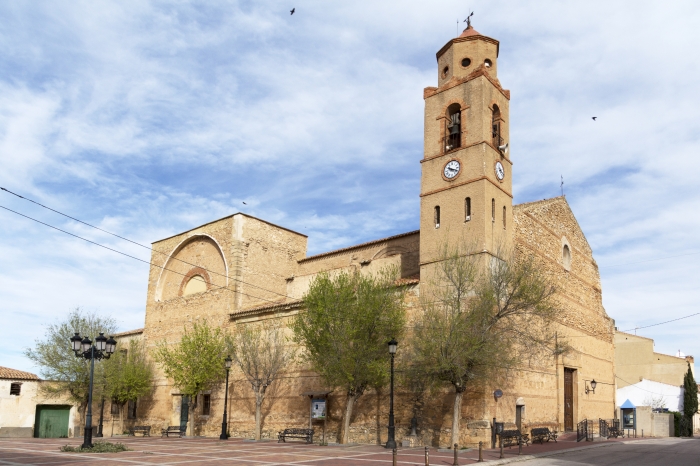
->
[277, 428, 314, 444]
[498, 429, 529, 448]
[161, 425, 186, 438]
[129, 425, 151, 437]
[530, 427, 557, 444]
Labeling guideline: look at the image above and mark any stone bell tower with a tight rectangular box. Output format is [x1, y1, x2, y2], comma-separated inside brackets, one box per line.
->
[419, 24, 513, 280]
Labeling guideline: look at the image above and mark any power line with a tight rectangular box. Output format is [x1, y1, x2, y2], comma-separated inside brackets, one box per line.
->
[622, 312, 700, 333]
[0, 187, 295, 301]
[0, 204, 284, 306]
[600, 251, 700, 268]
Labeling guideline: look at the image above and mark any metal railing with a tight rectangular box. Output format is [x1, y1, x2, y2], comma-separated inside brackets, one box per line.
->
[577, 419, 593, 442]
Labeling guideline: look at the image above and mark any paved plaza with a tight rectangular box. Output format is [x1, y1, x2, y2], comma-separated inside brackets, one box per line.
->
[0, 435, 696, 466]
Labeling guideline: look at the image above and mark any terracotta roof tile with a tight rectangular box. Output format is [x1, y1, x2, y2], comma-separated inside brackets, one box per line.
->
[113, 328, 144, 337]
[0, 366, 39, 380]
[459, 25, 481, 37]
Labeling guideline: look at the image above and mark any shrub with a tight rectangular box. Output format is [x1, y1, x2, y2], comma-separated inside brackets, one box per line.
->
[60, 441, 130, 453]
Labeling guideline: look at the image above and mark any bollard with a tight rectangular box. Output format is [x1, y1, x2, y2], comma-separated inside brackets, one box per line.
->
[499, 438, 504, 459]
[453, 443, 459, 466]
[642, 429, 644, 438]
[518, 438, 522, 455]
[392, 447, 397, 466]
[425, 446, 429, 466]
[478, 441, 483, 462]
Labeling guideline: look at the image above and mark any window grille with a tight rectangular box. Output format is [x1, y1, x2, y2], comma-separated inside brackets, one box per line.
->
[10, 383, 21, 396]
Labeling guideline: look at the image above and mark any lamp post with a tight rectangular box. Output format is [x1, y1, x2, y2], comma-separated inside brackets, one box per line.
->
[386, 338, 398, 449]
[70, 332, 117, 449]
[220, 355, 233, 440]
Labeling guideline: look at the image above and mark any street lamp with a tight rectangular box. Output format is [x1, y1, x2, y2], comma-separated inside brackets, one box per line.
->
[220, 355, 233, 440]
[585, 379, 597, 394]
[70, 332, 117, 449]
[386, 338, 398, 449]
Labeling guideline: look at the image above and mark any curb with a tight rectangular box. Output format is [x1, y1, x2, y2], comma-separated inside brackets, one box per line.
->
[484, 438, 658, 465]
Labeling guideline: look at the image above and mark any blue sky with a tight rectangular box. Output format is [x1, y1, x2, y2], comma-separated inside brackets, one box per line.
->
[1, 1, 699, 375]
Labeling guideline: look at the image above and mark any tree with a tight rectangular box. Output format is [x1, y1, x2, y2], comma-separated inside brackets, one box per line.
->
[24, 308, 118, 418]
[227, 321, 295, 440]
[683, 362, 698, 436]
[292, 267, 407, 444]
[153, 320, 227, 435]
[103, 339, 154, 429]
[411, 244, 557, 446]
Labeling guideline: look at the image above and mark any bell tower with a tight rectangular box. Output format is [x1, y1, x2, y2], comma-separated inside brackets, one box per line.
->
[419, 24, 513, 278]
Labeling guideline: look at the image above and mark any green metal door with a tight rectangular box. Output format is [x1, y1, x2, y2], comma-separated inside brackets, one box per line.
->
[35, 405, 70, 438]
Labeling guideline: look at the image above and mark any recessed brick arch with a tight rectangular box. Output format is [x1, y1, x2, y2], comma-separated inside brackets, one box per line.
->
[154, 234, 228, 302]
[178, 267, 213, 297]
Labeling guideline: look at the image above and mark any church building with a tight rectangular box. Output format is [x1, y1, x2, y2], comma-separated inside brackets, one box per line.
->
[121, 24, 617, 446]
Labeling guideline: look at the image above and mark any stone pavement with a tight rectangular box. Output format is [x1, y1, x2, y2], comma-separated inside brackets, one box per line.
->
[0, 434, 658, 466]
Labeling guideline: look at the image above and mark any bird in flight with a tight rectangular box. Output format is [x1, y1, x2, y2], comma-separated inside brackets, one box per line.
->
[242, 201, 247, 205]
[592, 117, 597, 121]
[290, 8, 295, 15]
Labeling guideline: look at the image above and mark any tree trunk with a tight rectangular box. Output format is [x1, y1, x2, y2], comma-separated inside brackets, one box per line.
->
[451, 390, 464, 447]
[255, 391, 263, 440]
[341, 393, 357, 444]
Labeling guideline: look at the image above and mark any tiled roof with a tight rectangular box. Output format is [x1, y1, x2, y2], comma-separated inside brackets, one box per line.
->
[0, 366, 39, 380]
[114, 328, 144, 337]
[299, 230, 419, 263]
[459, 25, 481, 37]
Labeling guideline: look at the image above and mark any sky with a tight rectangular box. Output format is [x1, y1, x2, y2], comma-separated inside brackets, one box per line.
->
[1, 1, 699, 377]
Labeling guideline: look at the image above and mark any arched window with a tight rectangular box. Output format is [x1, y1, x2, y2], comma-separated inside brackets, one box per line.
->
[503, 206, 506, 229]
[563, 244, 572, 270]
[445, 104, 461, 152]
[492, 104, 503, 147]
[465, 197, 471, 221]
[491, 199, 495, 223]
[434, 206, 441, 228]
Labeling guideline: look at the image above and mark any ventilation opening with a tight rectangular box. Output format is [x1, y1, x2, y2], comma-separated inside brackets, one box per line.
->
[503, 206, 507, 229]
[202, 394, 211, 415]
[491, 199, 495, 223]
[465, 197, 471, 221]
[445, 103, 462, 152]
[442, 66, 449, 78]
[461, 57, 471, 67]
[128, 400, 137, 419]
[563, 244, 572, 270]
[10, 383, 21, 396]
[434, 206, 441, 229]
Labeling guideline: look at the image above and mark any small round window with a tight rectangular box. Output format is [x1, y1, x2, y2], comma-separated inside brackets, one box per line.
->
[484, 59, 492, 68]
[461, 58, 471, 67]
[442, 66, 449, 78]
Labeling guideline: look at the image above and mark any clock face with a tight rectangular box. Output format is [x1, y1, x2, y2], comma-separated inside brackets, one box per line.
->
[495, 161, 505, 180]
[443, 160, 461, 179]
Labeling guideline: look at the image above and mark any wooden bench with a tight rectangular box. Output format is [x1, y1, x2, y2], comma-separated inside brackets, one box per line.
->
[129, 425, 151, 437]
[498, 429, 529, 448]
[161, 425, 185, 438]
[530, 427, 557, 444]
[278, 428, 314, 444]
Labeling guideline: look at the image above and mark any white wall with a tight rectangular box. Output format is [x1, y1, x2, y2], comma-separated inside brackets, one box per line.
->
[616, 379, 683, 411]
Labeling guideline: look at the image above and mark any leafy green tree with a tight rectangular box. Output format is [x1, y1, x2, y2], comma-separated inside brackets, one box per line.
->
[292, 267, 407, 444]
[24, 308, 118, 418]
[412, 244, 557, 446]
[683, 362, 698, 436]
[153, 320, 227, 435]
[227, 321, 295, 440]
[103, 339, 154, 426]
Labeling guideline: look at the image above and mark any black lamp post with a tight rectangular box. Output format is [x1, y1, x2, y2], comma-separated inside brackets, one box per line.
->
[386, 338, 398, 449]
[220, 355, 233, 440]
[70, 332, 117, 449]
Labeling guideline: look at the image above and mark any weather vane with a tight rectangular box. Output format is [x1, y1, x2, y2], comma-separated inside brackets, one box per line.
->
[463, 11, 474, 28]
[561, 175, 564, 196]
